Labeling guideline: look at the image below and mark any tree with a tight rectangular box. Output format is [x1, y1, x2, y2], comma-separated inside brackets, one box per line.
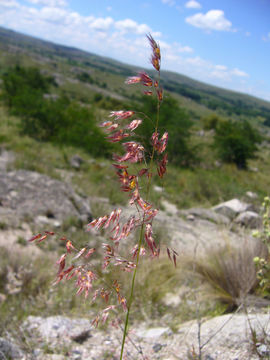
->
[213, 119, 262, 169]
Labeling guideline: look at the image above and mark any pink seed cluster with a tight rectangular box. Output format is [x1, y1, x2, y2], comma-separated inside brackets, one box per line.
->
[29, 34, 176, 329]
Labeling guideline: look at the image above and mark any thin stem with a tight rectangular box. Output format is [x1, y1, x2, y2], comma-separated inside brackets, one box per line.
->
[120, 221, 145, 359]
[120, 75, 161, 359]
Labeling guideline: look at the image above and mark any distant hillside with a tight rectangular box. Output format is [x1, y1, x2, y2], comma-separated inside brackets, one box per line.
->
[0, 26, 270, 123]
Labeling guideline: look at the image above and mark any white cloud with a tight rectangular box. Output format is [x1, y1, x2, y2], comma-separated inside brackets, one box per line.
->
[177, 45, 193, 53]
[185, 0, 201, 9]
[27, 0, 67, 7]
[89, 17, 114, 31]
[161, 0, 175, 6]
[215, 64, 227, 71]
[115, 19, 151, 35]
[186, 10, 232, 31]
[231, 68, 249, 77]
[0, 0, 19, 8]
[39, 7, 69, 23]
[262, 32, 270, 42]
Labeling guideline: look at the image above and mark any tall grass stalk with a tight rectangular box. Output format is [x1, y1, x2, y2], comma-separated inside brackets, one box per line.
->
[30, 34, 174, 359]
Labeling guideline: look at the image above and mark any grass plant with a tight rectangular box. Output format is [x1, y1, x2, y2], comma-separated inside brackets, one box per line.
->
[188, 239, 268, 310]
[28, 34, 174, 359]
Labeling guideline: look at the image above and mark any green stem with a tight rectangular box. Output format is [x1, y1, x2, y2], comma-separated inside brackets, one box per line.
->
[120, 75, 161, 360]
[119, 222, 145, 359]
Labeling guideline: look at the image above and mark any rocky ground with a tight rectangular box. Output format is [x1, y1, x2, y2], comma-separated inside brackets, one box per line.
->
[0, 148, 269, 359]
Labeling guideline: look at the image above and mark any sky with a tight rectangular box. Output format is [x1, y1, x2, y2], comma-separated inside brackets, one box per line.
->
[0, 0, 270, 101]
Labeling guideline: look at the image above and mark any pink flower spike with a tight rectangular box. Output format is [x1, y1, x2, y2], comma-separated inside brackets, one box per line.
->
[125, 119, 142, 131]
[73, 247, 86, 260]
[147, 33, 161, 60]
[114, 141, 144, 163]
[104, 209, 122, 229]
[109, 111, 135, 120]
[160, 132, 168, 153]
[144, 208, 158, 223]
[37, 235, 48, 243]
[112, 163, 128, 170]
[138, 72, 153, 87]
[66, 240, 76, 253]
[105, 123, 119, 132]
[125, 76, 141, 84]
[56, 254, 66, 275]
[99, 121, 113, 128]
[138, 168, 148, 177]
[137, 197, 152, 212]
[144, 91, 153, 96]
[157, 88, 163, 102]
[144, 224, 158, 256]
[151, 131, 159, 147]
[157, 153, 168, 178]
[107, 130, 130, 143]
[84, 248, 96, 259]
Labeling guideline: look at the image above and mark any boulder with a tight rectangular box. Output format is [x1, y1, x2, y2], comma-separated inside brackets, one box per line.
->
[136, 327, 171, 339]
[0, 148, 15, 171]
[180, 208, 230, 225]
[161, 200, 178, 215]
[212, 198, 253, 220]
[0, 337, 24, 360]
[69, 155, 84, 169]
[0, 170, 92, 226]
[246, 191, 258, 199]
[24, 316, 92, 344]
[234, 211, 262, 228]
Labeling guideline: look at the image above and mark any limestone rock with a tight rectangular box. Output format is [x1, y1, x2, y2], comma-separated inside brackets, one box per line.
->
[69, 155, 84, 169]
[0, 148, 15, 171]
[0, 170, 92, 226]
[136, 327, 171, 339]
[234, 211, 262, 228]
[180, 207, 230, 225]
[24, 316, 92, 344]
[0, 337, 24, 360]
[161, 200, 178, 215]
[246, 191, 258, 199]
[212, 198, 253, 220]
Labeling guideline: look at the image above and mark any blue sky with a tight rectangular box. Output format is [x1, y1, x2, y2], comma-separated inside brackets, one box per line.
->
[0, 0, 270, 101]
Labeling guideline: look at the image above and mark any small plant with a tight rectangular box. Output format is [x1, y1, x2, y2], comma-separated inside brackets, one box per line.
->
[253, 196, 270, 292]
[29, 34, 175, 359]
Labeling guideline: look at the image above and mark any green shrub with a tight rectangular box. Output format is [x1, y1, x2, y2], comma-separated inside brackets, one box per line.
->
[202, 113, 221, 130]
[213, 119, 262, 169]
[1, 66, 113, 157]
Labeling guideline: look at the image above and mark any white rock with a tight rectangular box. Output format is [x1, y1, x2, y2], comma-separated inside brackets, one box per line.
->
[234, 211, 261, 228]
[161, 200, 178, 215]
[246, 191, 258, 199]
[212, 198, 253, 220]
[136, 327, 171, 339]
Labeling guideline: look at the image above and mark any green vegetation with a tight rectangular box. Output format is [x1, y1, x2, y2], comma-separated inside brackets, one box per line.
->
[136, 95, 196, 166]
[213, 119, 262, 169]
[2, 66, 113, 157]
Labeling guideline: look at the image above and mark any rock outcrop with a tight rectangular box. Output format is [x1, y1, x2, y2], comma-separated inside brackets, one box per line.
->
[21, 313, 270, 359]
[0, 170, 92, 227]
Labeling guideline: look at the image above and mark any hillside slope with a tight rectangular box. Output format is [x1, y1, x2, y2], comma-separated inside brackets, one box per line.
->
[1, 26, 270, 122]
